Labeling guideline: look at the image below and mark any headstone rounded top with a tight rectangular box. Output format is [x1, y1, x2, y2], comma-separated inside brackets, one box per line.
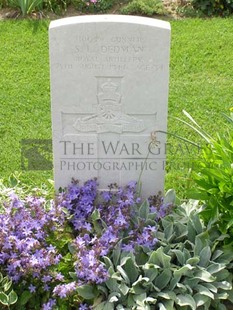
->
[49, 15, 170, 30]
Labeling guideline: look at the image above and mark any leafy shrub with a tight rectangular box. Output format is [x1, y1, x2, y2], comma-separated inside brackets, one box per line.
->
[190, 0, 233, 15]
[7, 0, 70, 15]
[42, 0, 71, 14]
[8, 0, 43, 16]
[71, 0, 114, 13]
[0, 177, 232, 309]
[0, 174, 54, 203]
[93, 200, 233, 309]
[0, 0, 9, 8]
[0, 273, 17, 308]
[177, 110, 233, 243]
[120, 0, 166, 16]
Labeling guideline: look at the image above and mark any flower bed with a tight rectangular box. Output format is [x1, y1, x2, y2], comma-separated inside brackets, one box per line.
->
[0, 178, 232, 309]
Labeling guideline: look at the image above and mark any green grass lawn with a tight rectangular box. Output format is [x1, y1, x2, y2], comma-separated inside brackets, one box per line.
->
[0, 18, 233, 196]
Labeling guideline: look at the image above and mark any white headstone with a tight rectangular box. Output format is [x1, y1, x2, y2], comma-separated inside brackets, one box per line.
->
[49, 15, 170, 197]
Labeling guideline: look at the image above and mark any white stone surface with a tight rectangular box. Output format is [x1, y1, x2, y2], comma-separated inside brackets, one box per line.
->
[49, 15, 170, 197]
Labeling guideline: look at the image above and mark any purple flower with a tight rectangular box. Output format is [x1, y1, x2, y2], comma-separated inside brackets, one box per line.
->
[79, 304, 90, 310]
[42, 298, 56, 310]
[136, 226, 158, 249]
[43, 284, 50, 291]
[122, 243, 134, 252]
[42, 275, 52, 283]
[127, 181, 137, 190]
[28, 284, 36, 293]
[55, 272, 64, 281]
[101, 191, 112, 202]
[0, 191, 65, 286]
[53, 282, 77, 298]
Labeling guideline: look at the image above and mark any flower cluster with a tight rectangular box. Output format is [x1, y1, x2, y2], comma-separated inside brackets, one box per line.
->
[149, 192, 173, 219]
[82, 0, 98, 6]
[58, 179, 97, 232]
[0, 192, 65, 285]
[53, 281, 77, 298]
[58, 180, 170, 286]
[73, 235, 109, 284]
[0, 179, 173, 309]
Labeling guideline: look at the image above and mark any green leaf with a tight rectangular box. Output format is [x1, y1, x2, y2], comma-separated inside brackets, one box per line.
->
[148, 247, 171, 268]
[116, 305, 126, 310]
[187, 189, 209, 200]
[194, 269, 216, 282]
[191, 213, 203, 234]
[68, 243, 76, 255]
[134, 293, 147, 306]
[175, 222, 188, 240]
[180, 110, 212, 142]
[162, 219, 174, 241]
[91, 208, 101, 221]
[121, 257, 139, 284]
[204, 283, 218, 293]
[176, 294, 196, 310]
[105, 278, 120, 292]
[227, 288, 233, 303]
[163, 189, 176, 205]
[0, 292, 8, 305]
[77, 284, 96, 299]
[131, 275, 150, 294]
[103, 302, 115, 310]
[158, 303, 167, 310]
[207, 262, 226, 274]
[215, 281, 232, 290]
[177, 282, 189, 293]
[103, 256, 114, 270]
[161, 218, 172, 230]
[153, 269, 172, 290]
[8, 291, 18, 305]
[187, 221, 197, 243]
[170, 249, 184, 265]
[174, 264, 194, 278]
[117, 266, 130, 285]
[194, 233, 209, 256]
[19, 290, 32, 306]
[69, 272, 77, 280]
[143, 263, 159, 281]
[169, 275, 180, 291]
[196, 284, 214, 299]
[193, 293, 210, 307]
[119, 283, 129, 296]
[226, 218, 233, 230]
[139, 199, 149, 220]
[111, 271, 122, 281]
[108, 292, 120, 303]
[199, 246, 211, 267]
[157, 291, 177, 301]
[186, 257, 200, 266]
[112, 242, 122, 267]
[158, 300, 174, 310]
[183, 247, 192, 261]
[215, 270, 230, 281]
[94, 302, 107, 310]
[3, 278, 12, 292]
[216, 292, 229, 299]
